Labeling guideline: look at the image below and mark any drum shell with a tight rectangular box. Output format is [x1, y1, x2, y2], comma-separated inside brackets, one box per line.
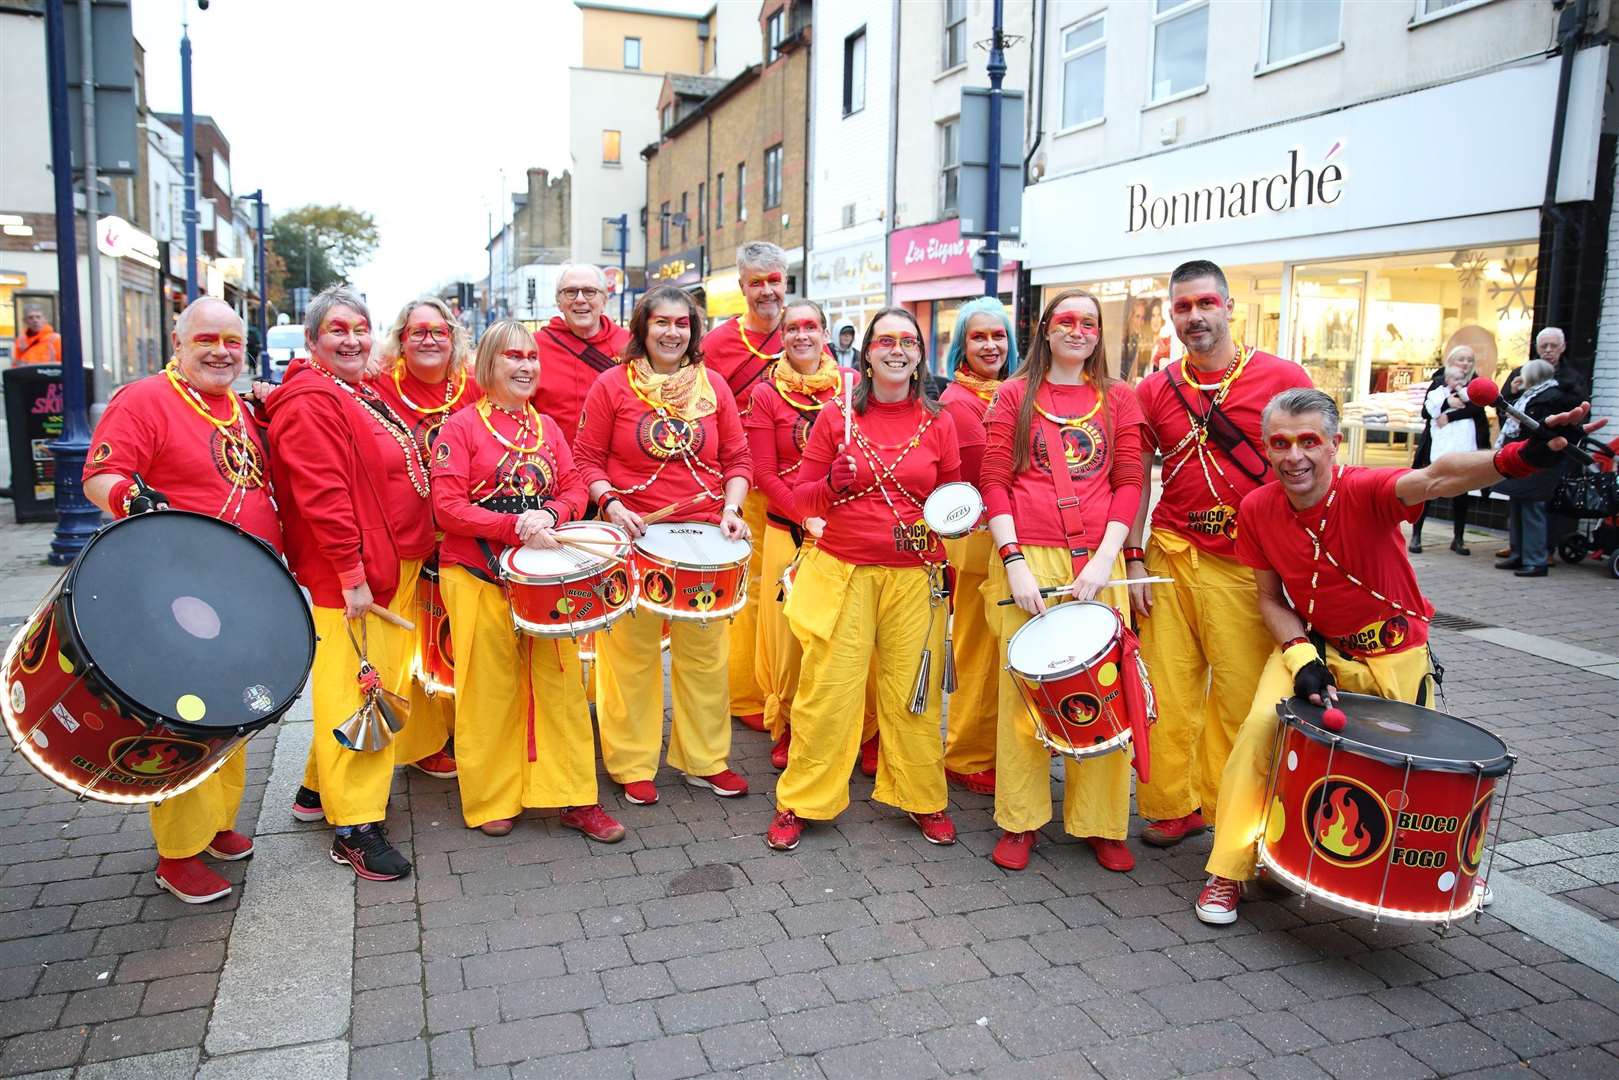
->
[632, 527, 749, 622]
[1006, 604, 1133, 758]
[501, 550, 635, 639]
[415, 564, 455, 696]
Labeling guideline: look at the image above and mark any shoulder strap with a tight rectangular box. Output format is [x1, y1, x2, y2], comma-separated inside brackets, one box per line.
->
[1164, 368, 1270, 484]
[543, 327, 618, 374]
[1034, 389, 1093, 577]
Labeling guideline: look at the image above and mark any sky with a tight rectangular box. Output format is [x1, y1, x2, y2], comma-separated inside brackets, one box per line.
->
[130, 0, 585, 318]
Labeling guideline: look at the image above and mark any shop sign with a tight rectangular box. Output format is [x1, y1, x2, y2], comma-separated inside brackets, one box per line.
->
[889, 220, 978, 284]
[807, 238, 886, 299]
[1127, 147, 1343, 235]
[96, 217, 161, 268]
[647, 247, 704, 287]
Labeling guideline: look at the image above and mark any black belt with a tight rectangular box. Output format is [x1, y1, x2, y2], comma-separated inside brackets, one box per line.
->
[766, 511, 804, 548]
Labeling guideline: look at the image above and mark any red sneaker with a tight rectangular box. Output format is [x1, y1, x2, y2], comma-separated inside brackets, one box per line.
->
[622, 780, 659, 805]
[911, 811, 957, 846]
[155, 856, 232, 904]
[734, 713, 767, 732]
[205, 830, 254, 860]
[766, 810, 802, 851]
[946, 768, 996, 795]
[1086, 836, 1134, 872]
[771, 729, 791, 770]
[1195, 875, 1242, 925]
[990, 829, 1036, 870]
[561, 804, 626, 843]
[859, 735, 879, 777]
[478, 819, 514, 837]
[410, 748, 458, 779]
[687, 769, 749, 797]
[1141, 810, 1208, 848]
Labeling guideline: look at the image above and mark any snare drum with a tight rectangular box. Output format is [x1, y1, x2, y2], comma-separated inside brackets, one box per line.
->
[632, 523, 751, 622]
[499, 522, 635, 638]
[415, 562, 455, 698]
[3, 511, 314, 804]
[1258, 693, 1513, 925]
[1005, 600, 1134, 759]
[922, 482, 984, 540]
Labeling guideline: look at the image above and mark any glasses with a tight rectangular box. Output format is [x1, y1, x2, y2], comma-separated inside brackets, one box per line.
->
[1170, 293, 1225, 316]
[189, 333, 245, 351]
[1049, 314, 1099, 336]
[406, 324, 451, 343]
[1265, 433, 1329, 451]
[560, 287, 602, 301]
[500, 349, 539, 362]
[872, 335, 922, 353]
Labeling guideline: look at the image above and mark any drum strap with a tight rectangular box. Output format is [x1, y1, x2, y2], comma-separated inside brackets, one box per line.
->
[766, 511, 805, 548]
[1038, 413, 1093, 576]
[471, 539, 503, 586]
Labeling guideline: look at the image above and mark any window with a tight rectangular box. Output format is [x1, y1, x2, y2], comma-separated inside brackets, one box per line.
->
[1413, 0, 1492, 19]
[1060, 15, 1105, 128]
[1150, 0, 1208, 102]
[938, 118, 960, 216]
[763, 145, 783, 210]
[661, 104, 674, 134]
[1263, 0, 1340, 66]
[943, 0, 966, 70]
[767, 9, 785, 57]
[841, 203, 856, 228]
[601, 218, 621, 257]
[623, 37, 641, 69]
[715, 173, 726, 227]
[737, 162, 748, 221]
[843, 28, 867, 115]
[680, 192, 689, 243]
[698, 181, 706, 235]
[602, 130, 621, 165]
[659, 200, 670, 250]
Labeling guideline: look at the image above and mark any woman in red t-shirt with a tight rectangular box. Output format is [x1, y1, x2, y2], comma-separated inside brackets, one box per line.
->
[979, 289, 1147, 874]
[430, 320, 624, 844]
[573, 286, 753, 806]
[768, 308, 961, 852]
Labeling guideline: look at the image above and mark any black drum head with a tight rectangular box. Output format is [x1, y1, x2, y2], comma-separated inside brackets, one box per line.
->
[1282, 693, 1512, 777]
[66, 511, 314, 730]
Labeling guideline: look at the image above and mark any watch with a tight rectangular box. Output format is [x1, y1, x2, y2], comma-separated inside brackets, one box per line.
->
[723, 503, 742, 516]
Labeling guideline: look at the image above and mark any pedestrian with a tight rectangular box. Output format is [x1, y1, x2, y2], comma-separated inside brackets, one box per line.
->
[14, 305, 62, 365]
[534, 263, 632, 443]
[1494, 359, 1580, 577]
[1409, 345, 1490, 555]
[832, 322, 859, 367]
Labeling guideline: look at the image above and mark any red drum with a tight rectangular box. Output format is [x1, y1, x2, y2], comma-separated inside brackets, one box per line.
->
[1258, 693, 1513, 925]
[632, 523, 751, 622]
[1005, 600, 1135, 759]
[499, 522, 635, 638]
[415, 562, 454, 698]
[2, 511, 314, 803]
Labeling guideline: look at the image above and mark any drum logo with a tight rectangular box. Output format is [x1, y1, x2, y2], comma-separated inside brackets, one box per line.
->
[643, 570, 675, 606]
[108, 735, 210, 778]
[637, 414, 704, 460]
[1459, 791, 1493, 876]
[1056, 691, 1106, 728]
[599, 568, 631, 608]
[1186, 504, 1238, 542]
[1303, 776, 1392, 868]
[17, 614, 51, 674]
[1033, 423, 1106, 479]
[438, 620, 455, 666]
[211, 430, 266, 490]
[793, 415, 813, 453]
[892, 520, 932, 554]
[1335, 615, 1411, 656]
[92, 441, 113, 465]
[553, 589, 598, 622]
[434, 441, 452, 467]
[684, 581, 724, 613]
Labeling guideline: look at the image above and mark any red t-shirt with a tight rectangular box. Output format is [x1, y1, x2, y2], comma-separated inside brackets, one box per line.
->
[535, 316, 632, 442]
[794, 397, 961, 567]
[979, 378, 1146, 550]
[1237, 466, 1432, 657]
[702, 318, 781, 418]
[367, 366, 483, 458]
[745, 379, 836, 523]
[430, 405, 586, 573]
[573, 364, 752, 523]
[1136, 350, 1313, 557]
[939, 380, 993, 488]
[85, 372, 282, 551]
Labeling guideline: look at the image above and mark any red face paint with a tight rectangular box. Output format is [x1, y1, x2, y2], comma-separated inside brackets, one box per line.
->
[190, 333, 245, 351]
[1170, 292, 1225, 316]
[500, 349, 539, 362]
[650, 316, 691, 331]
[744, 272, 785, 289]
[1266, 433, 1326, 452]
[322, 319, 370, 338]
[783, 319, 823, 337]
[1049, 313, 1100, 338]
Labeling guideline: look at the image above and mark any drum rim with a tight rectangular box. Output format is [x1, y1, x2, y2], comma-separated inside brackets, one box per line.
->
[61, 510, 314, 732]
[1278, 693, 1514, 778]
[499, 544, 628, 585]
[1006, 600, 1123, 682]
[634, 522, 752, 567]
[922, 481, 984, 535]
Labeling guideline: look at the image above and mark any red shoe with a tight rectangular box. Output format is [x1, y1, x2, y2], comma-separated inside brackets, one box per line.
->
[766, 810, 802, 851]
[478, 819, 514, 837]
[1086, 836, 1135, 872]
[771, 729, 791, 770]
[990, 829, 1036, 870]
[622, 780, 659, 805]
[1141, 810, 1207, 848]
[946, 768, 996, 795]
[734, 713, 767, 733]
[911, 811, 957, 846]
[1195, 875, 1242, 925]
[410, 748, 458, 779]
[155, 856, 232, 904]
[205, 830, 254, 861]
[687, 769, 749, 797]
[859, 735, 879, 777]
[561, 804, 626, 843]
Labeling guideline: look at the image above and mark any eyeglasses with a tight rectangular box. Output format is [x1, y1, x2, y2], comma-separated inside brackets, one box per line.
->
[189, 333, 245, 351]
[1265, 433, 1330, 451]
[560, 287, 603, 301]
[872, 335, 922, 353]
[500, 349, 539, 362]
[406, 324, 451, 343]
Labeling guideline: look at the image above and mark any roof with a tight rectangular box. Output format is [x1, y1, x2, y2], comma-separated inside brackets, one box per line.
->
[575, 0, 708, 19]
[669, 74, 728, 100]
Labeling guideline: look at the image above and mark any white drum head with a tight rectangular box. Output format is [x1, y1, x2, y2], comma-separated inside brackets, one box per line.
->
[636, 522, 751, 566]
[923, 482, 984, 537]
[1007, 601, 1121, 678]
[503, 521, 627, 578]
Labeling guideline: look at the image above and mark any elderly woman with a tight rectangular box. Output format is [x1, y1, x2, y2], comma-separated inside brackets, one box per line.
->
[1409, 345, 1490, 555]
[1495, 359, 1579, 577]
[573, 285, 753, 805]
[266, 285, 431, 881]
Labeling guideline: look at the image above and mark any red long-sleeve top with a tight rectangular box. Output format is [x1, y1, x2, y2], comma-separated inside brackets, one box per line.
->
[938, 381, 993, 488]
[430, 405, 586, 574]
[980, 378, 1146, 549]
[793, 397, 960, 568]
[367, 365, 483, 459]
[744, 379, 837, 524]
[573, 364, 752, 523]
[535, 316, 632, 442]
[702, 318, 781, 419]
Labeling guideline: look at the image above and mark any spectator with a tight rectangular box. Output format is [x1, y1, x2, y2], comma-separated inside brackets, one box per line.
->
[832, 322, 859, 368]
[1410, 345, 1491, 555]
[1494, 359, 1579, 577]
[14, 306, 62, 366]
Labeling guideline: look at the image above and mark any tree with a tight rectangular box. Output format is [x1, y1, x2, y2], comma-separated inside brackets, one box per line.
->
[269, 204, 380, 305]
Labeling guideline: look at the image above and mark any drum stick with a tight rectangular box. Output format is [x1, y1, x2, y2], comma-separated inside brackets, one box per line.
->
[367, 603, 416, 632]
[554, 536, 623, 552]
[995, 577, 1174, 605]
[642, 493, 709, 526]
[841, 369, 855, 444]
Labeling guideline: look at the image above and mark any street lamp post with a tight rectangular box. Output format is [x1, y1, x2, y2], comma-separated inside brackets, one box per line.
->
[979, 0, 1007, 299]
[180, 6, 199, 302]
[245, 189, 269, 379]
[615, 213, 628, 324]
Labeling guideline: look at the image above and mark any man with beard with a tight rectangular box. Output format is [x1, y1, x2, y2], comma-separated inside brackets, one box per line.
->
[535, 264, 632, 443]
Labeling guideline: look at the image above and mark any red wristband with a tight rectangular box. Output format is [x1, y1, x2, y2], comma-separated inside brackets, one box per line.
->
[596, 490, 623, 515]
[108, 477, 136, 519]
[1492, 442, 1537, 479]
[1123, 546, 1146, 563]
[998, 542, 1022, 564]
[1282, 635, 1310, 652]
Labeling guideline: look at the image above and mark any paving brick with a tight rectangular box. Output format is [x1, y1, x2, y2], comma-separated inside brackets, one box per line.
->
[1082, 951, 1191, 992]
[987, 1003, 1107, 1059]
[473, 1014, 589, 1066]
[1250, 1055, 1334, 1080]
[1529, 1046, 1619, 1080]
[923, 1022, 1012, 1073]
[353, 984, 427, 1048]
[1237, 1010, 1328, 1055]
[498, 972, 605, 1021]
[934, 975, 1042, 1025]
[486, 912, 585, 951]
[36, 957, 116, 994]
[667, 945, 773, 991]
[351, 1038, 430, 1079]
[583, 1001, 661, 1047]
[815, 1033, 942, 1079]
[0, 1026, 86, 1073]
[967, 903, 1066, 941]
[823, 923, 926, 964]
[60, 982, 144, 1026]
[699, 1019, 783, 1071]
[625, 1033, 709, 1080]
[763, 937, 837, 975]
[563, 935, 633, 975]
[1308, 1036, 1437, 1079]
[356, 921, 423, 958]
[0, 928, 96, 969]
[1097, 1022, 1267, 1080]
[112, 941, 224, 985]
[463, 946, 567, 989]
[429, 1029, 475, 1074]
[602, 962, 675, 1005]
[881, 945, 991, 992]
[427, 988, 501, 1034]
[1139, 978, 1254, 1024]
[0, 992, 64, 1038]
[769, 1002, 883, 1055]
[512, 1045, 632, 1079]
[356, 950, 424, 992]
[139, 972, 218, 1015]
[758, 972, 835, 1015]
[81, 1005, 209, 1063]
[970, 938, 1050, 976]
[640, 891, 738, 929]
[654, 984, 767, 1035]
[1521, 999, 1619, 1046]
[1423, 971, 1535, 1015]
[1020, 964, 1106, 1006]
[1391, 1021, 1516, 1074]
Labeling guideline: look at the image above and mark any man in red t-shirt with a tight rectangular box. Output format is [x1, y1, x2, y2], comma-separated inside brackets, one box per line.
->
[1195, 386, 1602, 926]
[535, 264, 631, 442]
[82, 297, 279, 906]
[1125, 260, 1314, 849]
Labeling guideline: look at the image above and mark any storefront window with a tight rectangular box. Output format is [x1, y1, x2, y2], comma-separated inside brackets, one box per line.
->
[0, 272, 27, 357]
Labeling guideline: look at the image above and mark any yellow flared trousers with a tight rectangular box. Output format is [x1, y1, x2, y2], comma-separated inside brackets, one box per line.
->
[149, 748, 245, 859]
[987, 547, 1133, 838]
[299, 559, 420, 826]
[727, 491, 768, 718]
[758, 524, 803, 739]
[778, 548, 947, 820]
[943, 530, 997, 776]
[1134, 531, 1273, 826]
[441, 567, 597, 827]
[596, 607, 731, 783]
[1205, 643, 1435, 881]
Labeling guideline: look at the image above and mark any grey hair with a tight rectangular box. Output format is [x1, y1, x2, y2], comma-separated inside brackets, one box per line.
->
[305, 285, 371, 344]
[1519, 359, 1555, 388]
[555, 262, 608, 293]
[736, 241, 787, 274]
[22, 304, 44, 316]
[377, 295, 471, 376]
[175, 297, 243, 341]
[1535, 326, 1565, 346]
[1261, 387, 1341, 440]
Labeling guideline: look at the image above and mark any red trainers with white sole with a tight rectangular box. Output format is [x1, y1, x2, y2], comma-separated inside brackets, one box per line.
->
[155, 856, 232, 904]
[687, 770, 749, 797]
[205, 830, 254, 860]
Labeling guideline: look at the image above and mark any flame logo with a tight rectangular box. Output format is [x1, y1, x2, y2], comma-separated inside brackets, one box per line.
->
[638, 415, 703, 460]
[110, 736, 208, 777]
[1056, 692, 1102, 728]
[1379, 616, 1409, 651]
[1303, 777, 1390, 868]
[18, 614, 51, 674]
[601, 569, 630, 607]
[1459, 792, 1492, 875]
[1314, 786, 1371, 858]
[438, 620, 454, 667]
[644, 571, 674, 605]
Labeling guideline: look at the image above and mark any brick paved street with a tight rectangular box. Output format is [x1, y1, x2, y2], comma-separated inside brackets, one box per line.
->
[1, 515, 1617, 1078]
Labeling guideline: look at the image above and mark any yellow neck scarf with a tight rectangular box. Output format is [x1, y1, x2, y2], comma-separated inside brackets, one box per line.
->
[773, 355, 840, 408]
[954, 367, 1002, 403]
[627, 356, 717, 422]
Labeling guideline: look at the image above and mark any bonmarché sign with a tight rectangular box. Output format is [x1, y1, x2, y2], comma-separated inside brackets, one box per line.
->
[1127, 145, 1344, 234]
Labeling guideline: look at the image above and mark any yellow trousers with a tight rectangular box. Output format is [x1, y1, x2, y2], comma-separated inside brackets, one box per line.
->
[441, 568, 597, 827]
[778, 548, 947, 820]
[987, 547, 1133, 838]
[757, 523, 801, 739]
[727, 491, 768, 718]
[1134, 531, 1273, 825]
[299, 560, 421, 826]
[943, 530, 996, 776]
[1205, 643, 1435, 881]
[149, 748, 245, 859]
[596, 607, 731, 782]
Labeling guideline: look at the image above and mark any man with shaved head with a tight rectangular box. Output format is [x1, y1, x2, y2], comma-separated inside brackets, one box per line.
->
[83, 296, 282, 905]
[15, 305, 62, 365]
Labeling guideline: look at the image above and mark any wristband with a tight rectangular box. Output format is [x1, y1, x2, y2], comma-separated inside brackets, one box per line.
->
[998, 542, 1022, 564]
[1282, 641, 1321, 678]
[1491, 442, 1537, 479]
[1001, 553, 1025, 567]
[1282, 635, 1310, 652]
[1122, 546, 1146, 564]
[109, 477, 136, 519]
[723, 503, 742, 516]
[596, 490, 623, 516]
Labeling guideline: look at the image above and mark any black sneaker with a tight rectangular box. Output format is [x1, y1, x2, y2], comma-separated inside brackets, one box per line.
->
[330, 824, 412, 881]
[291, 785, 324, 823]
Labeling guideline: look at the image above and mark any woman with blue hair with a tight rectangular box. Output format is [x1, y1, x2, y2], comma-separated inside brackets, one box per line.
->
[937, 297, 1019, 795]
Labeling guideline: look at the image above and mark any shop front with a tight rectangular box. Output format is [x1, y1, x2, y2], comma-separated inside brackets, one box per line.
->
[806, 236, 887, 341]
[647, 246, 705, 308]
[703, 246, 805, 322]
[888, 220, 1017, 374]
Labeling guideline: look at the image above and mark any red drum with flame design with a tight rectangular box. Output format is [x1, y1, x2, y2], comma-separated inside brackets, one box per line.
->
[632, 523, 751, 623]
[500, 522, 636, 639]
[1258, 694, 1514, 925]
[1005, 601, 1137, 759]
[415, 562, 455, 697]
